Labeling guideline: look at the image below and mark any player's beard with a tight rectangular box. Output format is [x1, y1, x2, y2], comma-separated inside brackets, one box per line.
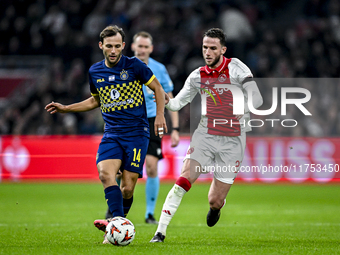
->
[106, 51, 122, 67]
[205, 55, 220, 68]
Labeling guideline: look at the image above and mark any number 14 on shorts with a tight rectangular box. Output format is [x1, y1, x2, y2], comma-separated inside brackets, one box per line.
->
[131, 148, 141, 167]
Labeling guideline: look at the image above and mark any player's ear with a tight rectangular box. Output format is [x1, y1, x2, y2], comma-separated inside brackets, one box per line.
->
[131, 42, 135, 52]
[122, 42, 126, 50]
[150, 44, 154, 54]
[222, 46, 227, 55]
[99, 41, 103, 50]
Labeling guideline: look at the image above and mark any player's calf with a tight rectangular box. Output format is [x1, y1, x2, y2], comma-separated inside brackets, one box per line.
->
[208, 195, 226, 210]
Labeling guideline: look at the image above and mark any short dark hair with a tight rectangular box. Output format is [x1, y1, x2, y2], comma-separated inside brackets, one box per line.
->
[203, 28, 227, 46]
[100, 25, 125, 43]
[133, 31, 153, 44]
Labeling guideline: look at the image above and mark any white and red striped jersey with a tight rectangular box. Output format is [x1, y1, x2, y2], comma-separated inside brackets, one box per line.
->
[166, 57, 254, 136]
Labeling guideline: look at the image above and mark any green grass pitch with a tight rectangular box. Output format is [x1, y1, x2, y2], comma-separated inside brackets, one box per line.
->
[0, 181, 339, 254]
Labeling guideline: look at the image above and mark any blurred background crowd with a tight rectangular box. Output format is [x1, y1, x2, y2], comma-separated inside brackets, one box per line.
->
[0, 0, 339, 136]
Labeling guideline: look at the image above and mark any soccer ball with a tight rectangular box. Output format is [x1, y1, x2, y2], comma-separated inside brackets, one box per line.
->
[105, 217, 135, 246]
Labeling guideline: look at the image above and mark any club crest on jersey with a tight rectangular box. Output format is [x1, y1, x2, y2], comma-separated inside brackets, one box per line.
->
[110, 89, 120, 100]
[120, 70, 129, 80]
[218, 73, 227, 82]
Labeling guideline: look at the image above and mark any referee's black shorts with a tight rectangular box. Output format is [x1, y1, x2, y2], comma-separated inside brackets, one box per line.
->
[147, 117, 163, 160]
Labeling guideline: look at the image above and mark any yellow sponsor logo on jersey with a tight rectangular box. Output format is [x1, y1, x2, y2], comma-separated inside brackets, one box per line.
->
[97, 78, 105, 83]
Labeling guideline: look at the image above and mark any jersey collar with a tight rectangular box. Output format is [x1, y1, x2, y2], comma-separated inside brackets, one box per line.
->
[203, 56, 227, 74]
[103, 55, 125, 69]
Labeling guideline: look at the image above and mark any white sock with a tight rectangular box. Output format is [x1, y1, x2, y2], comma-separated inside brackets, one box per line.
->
[155, 184, 187, 236]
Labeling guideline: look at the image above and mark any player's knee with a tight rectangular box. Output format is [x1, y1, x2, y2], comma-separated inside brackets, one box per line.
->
[208, 194, 224, 210]
[146, 165, 157, 178]
[121, 185, 134, 199]
[97, 168, 110, 183]
[146, 158, 158, 177]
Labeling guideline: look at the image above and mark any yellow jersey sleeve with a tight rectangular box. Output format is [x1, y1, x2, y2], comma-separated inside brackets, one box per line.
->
[144, 75, 156, 86]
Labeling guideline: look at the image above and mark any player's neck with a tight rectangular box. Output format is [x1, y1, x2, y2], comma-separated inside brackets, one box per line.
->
[208, 56, 224, 70]
[105, 55, 123, 68]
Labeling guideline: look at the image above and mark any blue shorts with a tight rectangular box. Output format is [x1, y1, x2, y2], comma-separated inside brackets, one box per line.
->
[96, 133, 149, 177]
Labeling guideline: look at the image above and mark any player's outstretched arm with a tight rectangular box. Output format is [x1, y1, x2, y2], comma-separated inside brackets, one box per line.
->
[165, 72, 198, 112]
[147, 78, 168, 138]
[45, 96, 100, 114]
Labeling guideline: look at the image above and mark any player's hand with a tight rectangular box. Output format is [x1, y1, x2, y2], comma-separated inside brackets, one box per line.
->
[154, 115, 167, 138]
[45, 101, 67, 114]
[164, 92, 170, 104]
[170, 130, 180, 147]
[153, 91, 170, 105]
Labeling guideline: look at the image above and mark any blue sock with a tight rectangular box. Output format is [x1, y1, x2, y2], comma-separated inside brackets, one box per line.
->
[145, 176, 160, 218]
[105, 185, 124, 217]
[123, 196, 133, 217]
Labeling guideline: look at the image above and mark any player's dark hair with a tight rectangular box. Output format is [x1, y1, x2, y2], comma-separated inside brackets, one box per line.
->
[100, 25, 125, 43]
[203, 28, 227, 46]
[133, 31, 153, 44]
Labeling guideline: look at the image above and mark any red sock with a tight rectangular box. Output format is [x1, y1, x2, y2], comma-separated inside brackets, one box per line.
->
[175, 177, 191, 192]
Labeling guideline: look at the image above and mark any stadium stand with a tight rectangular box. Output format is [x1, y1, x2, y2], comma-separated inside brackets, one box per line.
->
[0, 0, 339, 136]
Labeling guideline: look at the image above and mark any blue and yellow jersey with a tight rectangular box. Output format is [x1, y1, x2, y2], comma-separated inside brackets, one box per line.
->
[89, 55, 155, 137]
[143, 58, 173, 118]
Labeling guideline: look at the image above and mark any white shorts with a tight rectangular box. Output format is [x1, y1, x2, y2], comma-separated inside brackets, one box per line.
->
[184, 128, 246, 184]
